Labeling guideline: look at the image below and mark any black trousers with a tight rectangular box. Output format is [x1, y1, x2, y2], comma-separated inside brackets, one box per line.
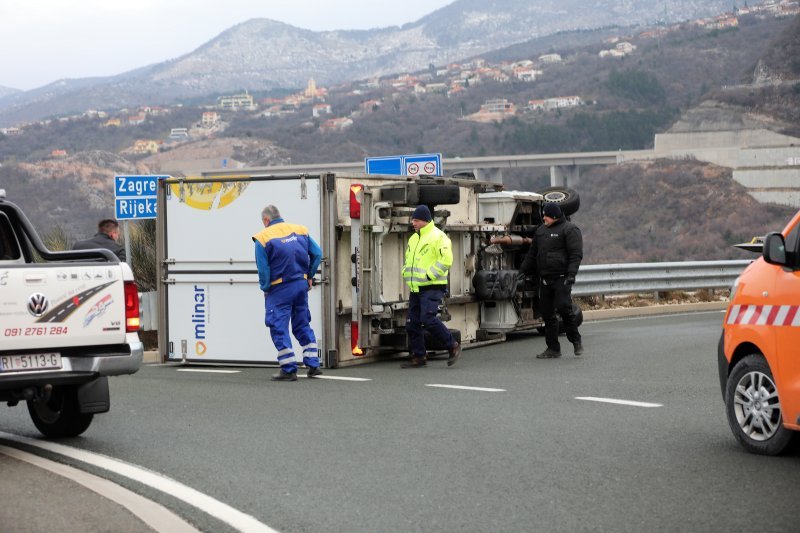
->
[539, 277, 581, 351]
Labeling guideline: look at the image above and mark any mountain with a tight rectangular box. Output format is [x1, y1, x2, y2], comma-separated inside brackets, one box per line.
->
[0, 85, 20, 100]
[0, 0, 730, 127]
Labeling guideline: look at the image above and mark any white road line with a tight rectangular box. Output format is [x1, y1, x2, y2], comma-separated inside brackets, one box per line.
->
[0, 444, 198, 533]
[300, 375, 371, 381]
[575, 396, 663, 408]
[0, 432, 278, 533]
[176, 369, 241, 374]
[426, 384, 506, 392]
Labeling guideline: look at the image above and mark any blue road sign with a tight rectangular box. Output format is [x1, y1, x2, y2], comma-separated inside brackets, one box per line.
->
[365, 153, 442, 176]
[114, 175, 167, 220]
[115, 197, 157, 220]
[114, 175, 167, 197]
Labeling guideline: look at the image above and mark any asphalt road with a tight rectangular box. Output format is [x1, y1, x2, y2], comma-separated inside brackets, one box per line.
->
[2, 311, 800, 532]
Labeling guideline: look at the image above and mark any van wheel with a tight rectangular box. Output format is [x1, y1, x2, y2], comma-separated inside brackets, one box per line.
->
[27, 386, 94, 438]
[537, 186, 580, 216]
[725, 355, 796, 455]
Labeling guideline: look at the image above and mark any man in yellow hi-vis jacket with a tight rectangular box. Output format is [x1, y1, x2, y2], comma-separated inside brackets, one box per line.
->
[401, 205, 462, 368]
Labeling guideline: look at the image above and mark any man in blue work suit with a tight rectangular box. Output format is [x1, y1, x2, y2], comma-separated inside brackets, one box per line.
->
[253, 205, 323, 381]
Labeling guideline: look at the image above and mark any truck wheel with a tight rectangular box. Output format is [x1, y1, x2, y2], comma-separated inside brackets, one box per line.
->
[537, 187, 580, 216]
[417, 184, 460, 206]
[559, 302, 583, 333]
[725, 355, 796, 455]
[537, 302, 583, 335]
[27, 386, 94, 438]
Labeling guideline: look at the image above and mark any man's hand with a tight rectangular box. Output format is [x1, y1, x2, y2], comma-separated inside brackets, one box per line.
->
[308, 279, 313, 290]
[564, 274, 576, 286]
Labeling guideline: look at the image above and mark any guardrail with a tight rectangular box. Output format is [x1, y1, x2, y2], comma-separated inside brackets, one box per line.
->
[570, 260, 751, 298]
[136, 259, 752, 331]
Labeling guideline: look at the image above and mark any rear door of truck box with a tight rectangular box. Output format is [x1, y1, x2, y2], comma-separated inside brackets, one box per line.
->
[161, 176, 322, 364]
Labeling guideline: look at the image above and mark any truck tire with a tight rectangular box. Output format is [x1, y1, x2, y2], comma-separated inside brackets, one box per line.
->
[417, 184, 460, 206]
[27, 386, 94, 438]
[537, 186, 580, 216]
[725, 354, 796, 455]
[536, 302, 583, 335]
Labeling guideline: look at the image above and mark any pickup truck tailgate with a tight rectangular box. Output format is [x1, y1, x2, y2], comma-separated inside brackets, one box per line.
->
[1, 265, 127, 350]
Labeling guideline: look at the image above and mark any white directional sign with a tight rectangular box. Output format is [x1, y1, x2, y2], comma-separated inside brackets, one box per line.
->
[114, 175, 168, 220]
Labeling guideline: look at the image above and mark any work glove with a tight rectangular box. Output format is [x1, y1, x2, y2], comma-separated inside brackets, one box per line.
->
[564, 274, 576, 286]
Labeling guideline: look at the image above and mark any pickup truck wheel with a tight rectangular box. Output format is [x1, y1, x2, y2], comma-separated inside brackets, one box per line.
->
[27, 386, 94, 438]
[537, 187, 580, 216]
[725, 355, 796, 455]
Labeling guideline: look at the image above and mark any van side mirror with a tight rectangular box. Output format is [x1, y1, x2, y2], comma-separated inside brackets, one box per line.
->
[762, 232, 787, 266]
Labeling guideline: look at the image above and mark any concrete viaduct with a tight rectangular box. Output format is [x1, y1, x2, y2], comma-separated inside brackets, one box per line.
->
[202, 149, 656, 188]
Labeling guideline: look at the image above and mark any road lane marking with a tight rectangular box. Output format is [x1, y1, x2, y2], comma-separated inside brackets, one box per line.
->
[575, 396, 662, 408]
[0, 432, 278, 533]
[0, 444, 198, 533]
[300, 375, 371, 381]
[176, 369, 241, 374]
[426, 384, 506, 392]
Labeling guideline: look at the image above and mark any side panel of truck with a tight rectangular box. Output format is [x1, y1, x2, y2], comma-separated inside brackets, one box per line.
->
[160, 177, 322, 364]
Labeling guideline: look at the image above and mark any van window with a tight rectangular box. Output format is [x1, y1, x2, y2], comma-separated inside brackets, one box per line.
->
[0, 212, 22, 260]
[786, 221, 800, 255]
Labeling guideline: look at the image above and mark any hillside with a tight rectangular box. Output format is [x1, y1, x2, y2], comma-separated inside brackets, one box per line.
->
[0, 0, 731, 126]
[710, 12, 800, 135]
[570, 159, 796, 263]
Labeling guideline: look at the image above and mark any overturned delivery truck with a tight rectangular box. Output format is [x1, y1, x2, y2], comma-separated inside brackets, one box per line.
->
[155, 172, 581, 367]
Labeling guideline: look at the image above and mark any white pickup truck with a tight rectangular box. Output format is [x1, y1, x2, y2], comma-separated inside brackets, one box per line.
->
[0, 189, 143, 437]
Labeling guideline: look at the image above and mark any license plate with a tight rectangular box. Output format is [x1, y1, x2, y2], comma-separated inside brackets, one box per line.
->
[0, 353, 62, 373]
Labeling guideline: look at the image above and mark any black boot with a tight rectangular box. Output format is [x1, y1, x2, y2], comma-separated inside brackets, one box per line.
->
[536, 348, 562, 359]
[307, 367, 323, 378]
[271, 370, 297, 381]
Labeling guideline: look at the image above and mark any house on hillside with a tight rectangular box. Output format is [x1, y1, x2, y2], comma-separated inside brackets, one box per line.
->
[128, 114, 146, 126]
[168, 128, 189, 140]
[319, 117, 353, 133]
[50, 149, 67, 158]
[103, 118, 121, 128]
[201, 112, 219, 127]
[312, 104, 332, 118]
[218, 91, 255, 111]
[538, 53, 562, 64]
[132, 139, 161, 154]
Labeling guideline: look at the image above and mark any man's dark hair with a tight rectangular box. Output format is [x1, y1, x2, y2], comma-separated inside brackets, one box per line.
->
[98, 219, 120, 234]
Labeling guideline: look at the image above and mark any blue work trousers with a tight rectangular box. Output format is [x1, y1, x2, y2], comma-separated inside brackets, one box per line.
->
[264, 278, 319, 373]
[406, 288, 454, 358]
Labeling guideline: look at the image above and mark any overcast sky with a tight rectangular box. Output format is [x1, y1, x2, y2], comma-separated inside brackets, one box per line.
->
[1, 0, 455, 91]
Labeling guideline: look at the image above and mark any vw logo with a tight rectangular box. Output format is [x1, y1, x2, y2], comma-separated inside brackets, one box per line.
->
[28, 293, 49, 317]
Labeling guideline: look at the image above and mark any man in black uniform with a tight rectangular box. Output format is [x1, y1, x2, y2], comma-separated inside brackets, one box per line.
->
[519, 203, 583, 358]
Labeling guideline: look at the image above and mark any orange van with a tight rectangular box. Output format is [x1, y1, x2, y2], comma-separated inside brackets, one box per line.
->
[720, 209, 800, 455]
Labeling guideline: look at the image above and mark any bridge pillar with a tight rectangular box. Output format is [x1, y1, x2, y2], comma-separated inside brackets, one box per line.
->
[550, 165, 580, 188]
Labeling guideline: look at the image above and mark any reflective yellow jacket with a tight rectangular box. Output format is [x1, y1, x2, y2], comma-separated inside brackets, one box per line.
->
[402, 221, 453, 293]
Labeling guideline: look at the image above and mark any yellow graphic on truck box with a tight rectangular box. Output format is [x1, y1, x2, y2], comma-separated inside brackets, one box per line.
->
[170, 177, 249, 210]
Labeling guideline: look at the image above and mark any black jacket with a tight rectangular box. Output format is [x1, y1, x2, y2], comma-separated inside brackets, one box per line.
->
[73, 233, 126, 261]
[519, 218, 582, 279]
